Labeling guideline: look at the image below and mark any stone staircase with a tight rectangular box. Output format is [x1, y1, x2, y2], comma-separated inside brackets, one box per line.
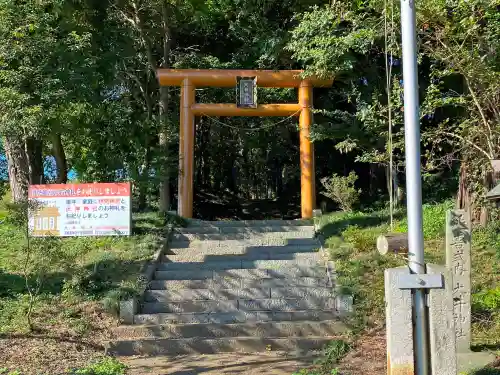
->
[107, 220, 349, 356]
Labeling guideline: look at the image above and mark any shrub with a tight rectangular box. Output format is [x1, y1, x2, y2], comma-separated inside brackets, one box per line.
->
[320, 172, 361, 212]
[321, 340, 351, 365]
[474, 223, 500, 257]
[163, 211, 188, 228]
[72, 357, 127, 375]
[341, 225, 383, 252]
[394, 200, 454, 239]
[472, 287, 500, 313]
[0, 369, 21, 375]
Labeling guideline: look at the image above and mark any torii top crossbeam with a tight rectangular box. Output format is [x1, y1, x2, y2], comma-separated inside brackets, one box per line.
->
[157, 69, 332, 88]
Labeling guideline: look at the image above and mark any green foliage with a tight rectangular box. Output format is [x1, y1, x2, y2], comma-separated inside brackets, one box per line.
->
[320, 202, 498, 371]
[163, 211, 188, 228]
[321, 172, 361, 212]
[394, 200, 454, 240]
[319, 340, 351, 367]
[474, 223, 500, 257]
[472, 287, 500, 313]
[467, 369, 500, 375]
[0, 212, 162, 334]
[292, 340, 349, 375]
[0, 370, 21, 375]
[72, 357, 127, 375]
[342, 225, 381, 252]
[0, 357, 128, 375]
[292, 369, 340, 375]
[287, 5, 378, 79]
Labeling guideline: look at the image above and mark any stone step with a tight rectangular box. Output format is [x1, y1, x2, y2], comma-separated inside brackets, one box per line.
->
[106, 336, 334, 356]
[154, 266, 326, 281]
[186, 220, 313, 228]
[134, 310, 340, 325]
[144, 287, 335, 302]
[165, 244, 320, 259]
[141, 297, 336, 314]
[114, 320, 346, 340]
[156, 258, 321, 271]
[162, 251, 321, 263]
[176, 225, 315, 234]
[169, 238, 319, 250]
[149, 277, 330, 291]
[171, 230, 315, 242]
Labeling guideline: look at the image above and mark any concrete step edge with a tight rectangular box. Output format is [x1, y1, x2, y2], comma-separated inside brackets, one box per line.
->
[113, 320, 348, 339]
[170, 234, 316, 242]
[133, 310, 344, 325]
[148, 277, 330, 290]
[144, 287, 335, 301]
[176, 226, 315, 233]
[140, 297, 337, 314]
[106, 336, 336, 356]
[156, 258, 323, 271]
[162, 252, 321, 262]
[153, 268, 327, 281]
[186, 220, 314, 227]
[168, 239, 319, 248]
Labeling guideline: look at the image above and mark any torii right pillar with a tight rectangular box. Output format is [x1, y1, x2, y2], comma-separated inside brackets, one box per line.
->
[299, 80, 315, 219]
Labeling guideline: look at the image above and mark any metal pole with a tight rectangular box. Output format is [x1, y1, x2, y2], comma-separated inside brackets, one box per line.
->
[400, 0, 430, 374]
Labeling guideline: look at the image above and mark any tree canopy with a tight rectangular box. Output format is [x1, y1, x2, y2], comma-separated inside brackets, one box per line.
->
[1, 0, 498, 221]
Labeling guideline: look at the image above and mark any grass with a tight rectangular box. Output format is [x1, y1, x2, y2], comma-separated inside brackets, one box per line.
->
[292, 340, 350, 375]
[0, 210, 163, 334]
[314, 201, 499, 374]
[0, 357, 127, 375]
[0, 194, 171, 373]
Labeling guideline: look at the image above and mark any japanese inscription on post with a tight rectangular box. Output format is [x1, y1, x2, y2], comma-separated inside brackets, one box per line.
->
[445, 209, 471, 353]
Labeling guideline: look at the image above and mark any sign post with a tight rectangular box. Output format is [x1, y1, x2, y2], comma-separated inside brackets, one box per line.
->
[399, 0, 430, 372]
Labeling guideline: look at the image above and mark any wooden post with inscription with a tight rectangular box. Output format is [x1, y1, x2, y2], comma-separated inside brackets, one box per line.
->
[445, 209, 472, 353]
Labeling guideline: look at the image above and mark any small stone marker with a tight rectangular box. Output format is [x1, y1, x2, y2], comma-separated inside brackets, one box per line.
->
[385, 267, 414, 375]
[445, 209, 471, 353]
[120, 298, 138, 325]
[427, 264, 457, 375]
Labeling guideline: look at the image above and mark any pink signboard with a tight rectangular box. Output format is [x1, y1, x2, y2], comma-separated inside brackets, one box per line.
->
[28, 183, 132, 237]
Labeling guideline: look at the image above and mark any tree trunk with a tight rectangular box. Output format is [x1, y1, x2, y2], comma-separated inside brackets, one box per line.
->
[202, 120, 211, 188]
[385, 164, 399, 207]
[480, 170, 493, 226]
[377, 233, 408, 255]
[158, 86, 171, 213]
[138, 146, 152, 211]
[5, 136, 30, 202]
[25, 138, 43, 184]
[158, 3, 172, 213]
[51, 134, 68, 184]
[369, 163, 376, 197]
[456, 162, 471, 210]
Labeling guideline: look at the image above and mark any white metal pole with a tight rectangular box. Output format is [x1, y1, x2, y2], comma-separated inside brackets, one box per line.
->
[400, 0, 430, 374]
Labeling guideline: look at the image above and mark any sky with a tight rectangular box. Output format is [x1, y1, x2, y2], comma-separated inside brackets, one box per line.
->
[0, 154, 77, 182]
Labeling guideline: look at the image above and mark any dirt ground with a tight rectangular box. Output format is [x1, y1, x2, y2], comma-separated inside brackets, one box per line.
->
[122, 353, 314, 375]
[121, 333, 387, 375]
[0, 302, 116, 375]
[0, 315, 387, 375]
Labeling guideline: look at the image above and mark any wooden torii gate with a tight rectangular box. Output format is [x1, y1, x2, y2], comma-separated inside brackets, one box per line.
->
[157, 69, 332, 219]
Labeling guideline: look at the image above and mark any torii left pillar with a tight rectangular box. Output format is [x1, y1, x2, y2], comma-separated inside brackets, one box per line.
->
[157, 69, 333, 219]
[178, 79, 195, 218]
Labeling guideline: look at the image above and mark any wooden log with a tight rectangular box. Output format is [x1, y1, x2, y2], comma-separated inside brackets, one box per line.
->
[377, 233, 408, 255]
